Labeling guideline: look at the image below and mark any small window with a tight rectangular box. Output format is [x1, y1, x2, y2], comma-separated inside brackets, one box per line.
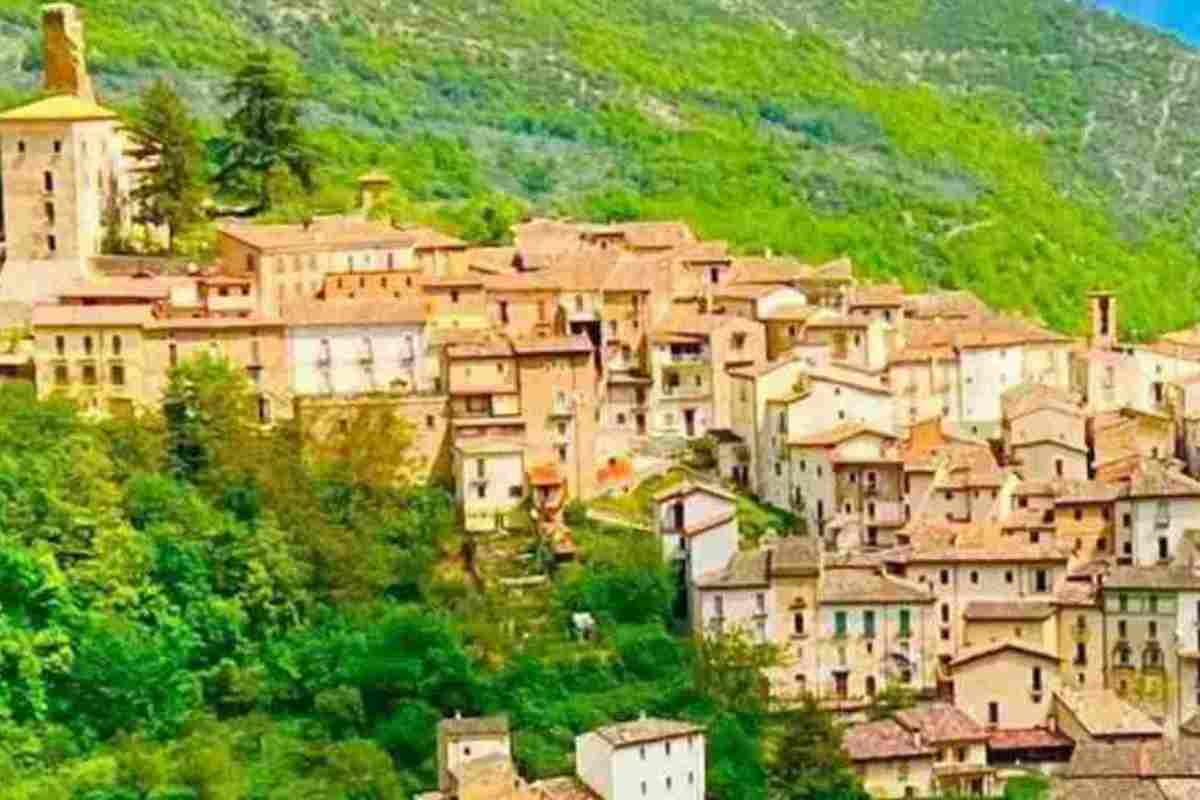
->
[44, 202, 55, 225]
[110, 364, 125, 386]
[53, 140, 62, 154]
[451, 290, 460, 303]
[16, 140, 25, 155]
[47, 234, 57, 254]
[44, 171, 54, 193]
[54, 335, 65, 356]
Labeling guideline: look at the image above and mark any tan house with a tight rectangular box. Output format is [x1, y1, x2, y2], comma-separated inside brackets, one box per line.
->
[845, 703, 994, 798]
[950, 640, 1061, 730]
[648, 310, 766, 437]
[216, 216, 421, 315]
[32, 303, 152, 415]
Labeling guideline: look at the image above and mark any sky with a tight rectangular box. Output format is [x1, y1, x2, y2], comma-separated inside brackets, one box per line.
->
[1093, 0, 1200, 44]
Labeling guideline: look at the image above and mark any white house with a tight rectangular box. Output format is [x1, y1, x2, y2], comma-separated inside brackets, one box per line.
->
[653, 481, 739, 587]
[576, 717, 706, 800]
[285, 299, 429, 396]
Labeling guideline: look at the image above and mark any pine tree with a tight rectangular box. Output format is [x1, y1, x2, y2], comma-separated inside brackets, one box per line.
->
[125, 79, 206, 253]
[768, 698, 870, 800]
[216, 49, 315, 212]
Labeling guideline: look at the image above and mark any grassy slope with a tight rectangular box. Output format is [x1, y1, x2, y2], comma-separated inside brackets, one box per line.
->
[1, 0, 1200, 336]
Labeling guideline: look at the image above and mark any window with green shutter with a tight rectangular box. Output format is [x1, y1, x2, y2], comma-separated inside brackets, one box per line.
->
[835, 611, 847, 638]
[899, 608, 911, 638]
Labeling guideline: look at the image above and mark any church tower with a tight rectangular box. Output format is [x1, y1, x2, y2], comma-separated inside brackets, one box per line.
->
[0, 4, 131, 304]
[1087, 291, 1117, 350]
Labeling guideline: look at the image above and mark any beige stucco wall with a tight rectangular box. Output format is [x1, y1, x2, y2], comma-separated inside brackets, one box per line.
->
[953, 649, 1060, 729]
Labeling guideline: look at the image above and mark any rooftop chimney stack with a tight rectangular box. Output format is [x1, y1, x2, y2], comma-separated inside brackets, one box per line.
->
[42, 3, 95, 102]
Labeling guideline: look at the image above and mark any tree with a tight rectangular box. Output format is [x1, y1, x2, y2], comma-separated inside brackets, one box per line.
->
[215, 49, 314, 212]
[865, 680, 917, 721]
[124, 79, 206, 253]
[768, 698, 869, 800]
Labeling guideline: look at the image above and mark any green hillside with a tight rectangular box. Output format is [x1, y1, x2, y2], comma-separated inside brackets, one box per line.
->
[2, 0, 1200, 336]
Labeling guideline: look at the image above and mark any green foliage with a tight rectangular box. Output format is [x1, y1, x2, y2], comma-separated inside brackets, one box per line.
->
[865, 681, 918, 721]
[1004, 773, 1051, 800]
[125, 79, 207, 252]
[768, 698, 870, 800]
[214, 48, 315, 211]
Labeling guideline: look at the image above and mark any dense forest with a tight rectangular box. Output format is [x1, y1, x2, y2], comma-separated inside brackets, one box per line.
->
[0, 355, 818, 799]
[3, 0, 1200, 336]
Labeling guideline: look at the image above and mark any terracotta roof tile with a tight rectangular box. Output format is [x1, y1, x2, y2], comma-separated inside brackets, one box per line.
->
[789, 422, 898, 448]
[1055, 689, 1164, 740]
[844, 720, 930, 761]
[218, 216, 418, 253]
[282, 298, 428, 326]
[819, 569, 932, 604]
[986, 727, 1073, 751]
[950, 640, 1060, 668]
[32, 304, 154, 327]
[896, 703, 989, 744]
[962, 601, 1055, 621]
[592, 718, 704, 747]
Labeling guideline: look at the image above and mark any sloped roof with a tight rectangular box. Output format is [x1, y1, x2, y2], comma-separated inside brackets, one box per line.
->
[844, 719, 931, 762]
[1103, 564, 1200, 591]
[695, 549, 769, 589]
[950, 640, 1060, 668]
[962, 601, 1055, 621]
[819, 569, 932, 604]
[282, 298, 427, 326]
[0, 94, 118, 122]
[1124, 462, 1200, 499]
[438, 714, 510, 737]
[1054, 689, 1164, 739]
[846, 283, 905, 307]
[895, 703, 989, 744]
[218, 216, 419, 252]
[32, 304, 154, 328]
[806, 363, 892, 395]
[788, 422, 897, 448]
[592, 718, 704, 747]
[653, 480, 738, 504]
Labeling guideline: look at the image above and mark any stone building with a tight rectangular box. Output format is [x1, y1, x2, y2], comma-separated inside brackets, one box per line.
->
[216, 217, 420, 315]
[949, 640, 1061, 730]
[0, 5, 140, 304]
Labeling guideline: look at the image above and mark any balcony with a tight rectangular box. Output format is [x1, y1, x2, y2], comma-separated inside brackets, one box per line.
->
[550, 396, 576, 417]
[662, 383, 710, 399]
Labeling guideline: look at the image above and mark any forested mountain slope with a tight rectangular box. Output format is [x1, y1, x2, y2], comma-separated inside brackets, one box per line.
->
[2, 0, 1200, 335]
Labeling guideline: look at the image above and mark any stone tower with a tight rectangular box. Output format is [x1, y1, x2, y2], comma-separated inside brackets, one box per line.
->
[43, 4, 95, 102]
[0, 3, 129, 303]
[1088, 291, 1117, 349]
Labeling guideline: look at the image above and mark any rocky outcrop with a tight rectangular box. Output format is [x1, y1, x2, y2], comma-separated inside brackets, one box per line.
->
[42, 3, 94, 101]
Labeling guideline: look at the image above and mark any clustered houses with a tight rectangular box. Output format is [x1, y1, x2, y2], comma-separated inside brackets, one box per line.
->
[13, 8, 1200, 799]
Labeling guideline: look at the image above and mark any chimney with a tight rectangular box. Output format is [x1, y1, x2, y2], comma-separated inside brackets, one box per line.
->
[42, 4, 95, 102]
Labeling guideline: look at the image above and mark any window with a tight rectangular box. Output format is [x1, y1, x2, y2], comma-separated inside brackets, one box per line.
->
[756, 593, 766, 614]
[110, 364, 125, 386]
[988, 702, 999, 725]
[168, 343, 178, 367]
[1119, 594, 1129, 613]
[83, 336, 93, 356]
[970, 571, 979, 585]
[54, 335, 65, 356]
[940, 569, 950, 585]
[1149, 595, 1159, 614]
[557, 445, 567, 462]
[1159, 537, 1169, 561]
[665, 741, 672, 757]
[53, 139, 62, 154]
[864, 610, 876, 638]
[1005, 570, 1014, 584]
[44, 171, 54, 193]
[1123, 513, 1132, 527]
[44, 201, 55, 225]
[834, 611, 847, 638]
[16, 140, 24, 155]
[793, 612, 804, 635]
[450, 290, 460, 303]
[1032, 666, 1042, 692]
[47, 234, 56, 253]
[1149, 620, 1158, 638]
[640, 746, 646, 761]
[941, 603, 950, 624]
[257, 395, 271, 424]
[1074, 508, 1083, 521]
[53, 364, 68, 385]
[1035, 569, 1048, 592]
[1118, 619, 1128, 638]
[81, 364, 96, 385]
[898, 609, 911, 638]
[866, 675, 877, 697]
[111, 335, 122, 356]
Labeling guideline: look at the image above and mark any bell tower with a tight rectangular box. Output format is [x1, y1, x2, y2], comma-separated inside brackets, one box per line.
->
[1088, 291, 1117, 349]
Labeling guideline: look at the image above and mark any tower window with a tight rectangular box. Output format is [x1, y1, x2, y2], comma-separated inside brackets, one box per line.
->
[44, 171, 54, 193]
[44, 202, 55, 225]
[47, 235, 56, 254]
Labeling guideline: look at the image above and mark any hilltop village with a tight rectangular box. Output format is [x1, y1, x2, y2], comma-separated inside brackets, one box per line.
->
[6, 5, 1200, 800]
